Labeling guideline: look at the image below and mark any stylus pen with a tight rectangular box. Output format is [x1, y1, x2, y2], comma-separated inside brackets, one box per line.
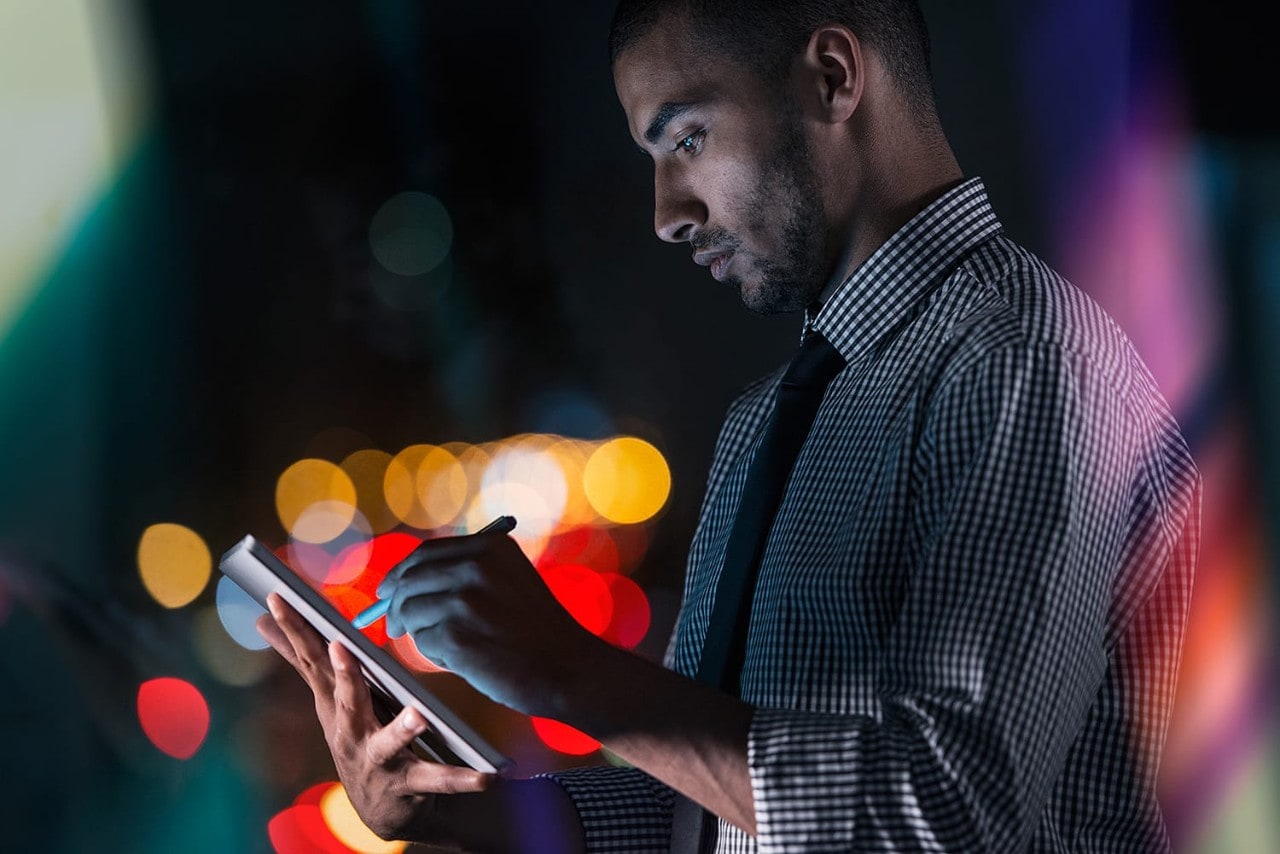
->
[350, 515, 518, 629]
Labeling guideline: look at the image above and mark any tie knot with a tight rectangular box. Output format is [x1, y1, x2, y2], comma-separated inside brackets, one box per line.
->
[781, 330, 845, 390]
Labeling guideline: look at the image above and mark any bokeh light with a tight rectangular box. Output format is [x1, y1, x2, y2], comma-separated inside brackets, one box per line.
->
[547, 439, 597, 531]
[268, 803, 351, 854]
[536, 563, 613, 636]
[193, 606, 273, 687]
[447, 442, 491, 513]
[582, 437, 671, 525]
[216, 575, 271, 651]
[324, 583, 388, 646]
[384, 444, 466, 530]
[539, 525, 621, 575]
[479, 440, 567, 539]
[320, 784, 407, 854]
[599, 573, 651, 650]
[295, 782, 339, 806]
[277, 541, 339, 587]
[531, 716, 600, 756]
[331, 531, 422, 598]
[136, 522, 211, 608]
[368, 191, 453, 277]
[136, 677, 210, 760]
[340, 449, 400, 534]
[277, 459, 359, 544]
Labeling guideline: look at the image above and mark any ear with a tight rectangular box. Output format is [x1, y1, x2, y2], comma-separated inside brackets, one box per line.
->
[799, 24, 863, 123]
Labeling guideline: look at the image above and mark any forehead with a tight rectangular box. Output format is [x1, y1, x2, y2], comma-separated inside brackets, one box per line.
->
[612, 15, 758, 144]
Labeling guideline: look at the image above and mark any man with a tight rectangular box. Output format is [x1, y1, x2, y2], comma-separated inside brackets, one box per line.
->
[260, 1, 1200, 850]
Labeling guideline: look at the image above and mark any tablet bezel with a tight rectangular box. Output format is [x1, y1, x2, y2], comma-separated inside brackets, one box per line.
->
[219, 534, 513, 774]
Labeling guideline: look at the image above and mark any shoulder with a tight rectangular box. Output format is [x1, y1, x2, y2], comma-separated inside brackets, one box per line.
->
[929, 235, 1163, 409]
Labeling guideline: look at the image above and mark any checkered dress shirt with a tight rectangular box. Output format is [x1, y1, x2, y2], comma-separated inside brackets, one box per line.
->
[545, 178, 1200, 852]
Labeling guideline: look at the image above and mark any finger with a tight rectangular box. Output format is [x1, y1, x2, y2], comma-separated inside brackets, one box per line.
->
[402, 761, 497, 796]
[329, 640, 380, 742]
[256, 613, 302, 671]
[409, 626, 452, 671]
[377, 564, 463, 603]
[365, 705, 431, 766]
[268, 594, 332, 687]
[386, 589, 454, 640]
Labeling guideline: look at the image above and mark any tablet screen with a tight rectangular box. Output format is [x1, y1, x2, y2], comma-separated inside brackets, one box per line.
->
[219, 535, 513, 774]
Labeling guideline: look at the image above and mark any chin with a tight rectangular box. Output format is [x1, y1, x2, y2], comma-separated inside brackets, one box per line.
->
[737, 276, 811, 316]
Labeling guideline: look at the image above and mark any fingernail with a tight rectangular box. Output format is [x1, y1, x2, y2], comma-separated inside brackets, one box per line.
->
[328, 642, 345, 670]
[401, 708, 424, 731]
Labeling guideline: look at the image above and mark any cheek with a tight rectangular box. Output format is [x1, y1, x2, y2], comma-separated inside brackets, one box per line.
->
[714, 161, 779, 244]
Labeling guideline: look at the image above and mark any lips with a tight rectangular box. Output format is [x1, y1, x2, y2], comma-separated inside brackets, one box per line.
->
[694, 249, 734, 282]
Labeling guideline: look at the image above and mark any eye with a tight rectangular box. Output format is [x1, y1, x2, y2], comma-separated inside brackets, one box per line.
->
[674, 129, 706, 155]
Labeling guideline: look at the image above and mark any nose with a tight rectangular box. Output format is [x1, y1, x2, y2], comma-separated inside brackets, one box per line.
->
[653, 163, 705, 243]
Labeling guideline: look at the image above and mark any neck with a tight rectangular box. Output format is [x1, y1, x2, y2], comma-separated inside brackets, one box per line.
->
[819, 109, 964, 300]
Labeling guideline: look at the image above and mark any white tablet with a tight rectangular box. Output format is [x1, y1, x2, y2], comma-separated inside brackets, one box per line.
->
[219, 534, 513, 774]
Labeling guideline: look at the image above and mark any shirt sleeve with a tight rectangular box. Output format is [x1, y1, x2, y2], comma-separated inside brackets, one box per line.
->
[748, 342, 1196, 851]
[537, 765, 675, 853]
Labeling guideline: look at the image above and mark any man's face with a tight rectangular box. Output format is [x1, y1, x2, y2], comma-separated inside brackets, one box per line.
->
[613, 16, 829, 314]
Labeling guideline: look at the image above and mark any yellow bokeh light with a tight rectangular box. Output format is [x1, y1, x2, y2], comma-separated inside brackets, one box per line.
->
[582, 437, 672, 525]
[416, 446, 469, 528]
[480, 442, 566, 538]
[276, 459, 358, 544]
[320, 784, 406, 854]
[340, 449, 399, 534]
[452, 444, 491, 513]
[137, 523, 211, 608]
[547, 439, 598, 531]
[384, 445, 467, 530]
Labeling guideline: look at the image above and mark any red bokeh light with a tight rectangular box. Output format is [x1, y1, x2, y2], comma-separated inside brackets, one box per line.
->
[539, 526, 621, 575]
[536, 563, 614, 636]
[599, 573, 651, 649]
[324, 584, 388, 646]
[268, 804, 354, 854]
[336, 532, 424, 598]
[531, 716, 600, 756]
[294, 781, 340, 807]
[136, 677, 210, 760]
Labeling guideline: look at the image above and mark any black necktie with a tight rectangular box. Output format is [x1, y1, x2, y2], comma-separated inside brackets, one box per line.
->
[671, 329, 846, 853]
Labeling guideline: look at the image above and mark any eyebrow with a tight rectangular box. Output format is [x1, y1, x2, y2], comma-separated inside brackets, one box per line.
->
[643, 102, 698, 146]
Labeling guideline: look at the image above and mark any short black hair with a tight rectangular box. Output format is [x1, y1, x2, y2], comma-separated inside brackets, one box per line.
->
[609, 0, 936, 120]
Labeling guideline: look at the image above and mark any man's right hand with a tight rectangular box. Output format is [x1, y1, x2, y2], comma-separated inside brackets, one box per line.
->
[257, 593, 496, 844]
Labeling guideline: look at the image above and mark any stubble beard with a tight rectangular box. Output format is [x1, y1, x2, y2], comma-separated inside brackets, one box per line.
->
[726, 110, 828, 316]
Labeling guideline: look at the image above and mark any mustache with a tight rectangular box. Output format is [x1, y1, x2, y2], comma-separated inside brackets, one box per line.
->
[690, 227, 741, 252]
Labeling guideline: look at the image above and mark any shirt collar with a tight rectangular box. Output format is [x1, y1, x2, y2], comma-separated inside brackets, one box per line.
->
[804, 177, 1002, 365]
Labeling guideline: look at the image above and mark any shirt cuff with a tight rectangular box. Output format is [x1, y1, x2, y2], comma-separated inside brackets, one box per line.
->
[538, 765, 674, 853]
[749, 707, 862, 852]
